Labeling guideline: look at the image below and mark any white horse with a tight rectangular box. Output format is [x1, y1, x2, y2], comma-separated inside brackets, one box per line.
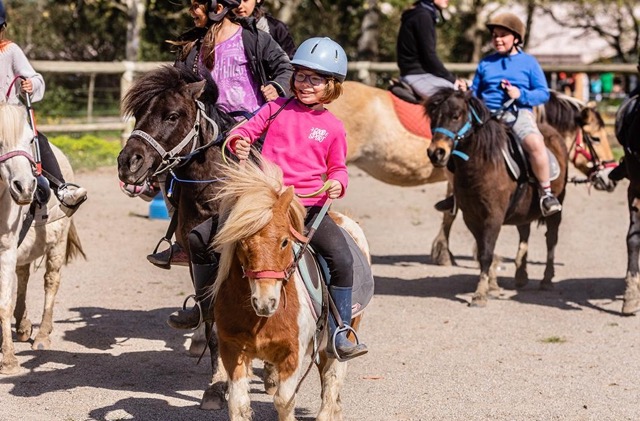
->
[0, 102, 84, 374]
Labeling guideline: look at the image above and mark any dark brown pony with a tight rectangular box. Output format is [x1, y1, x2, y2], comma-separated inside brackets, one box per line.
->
[426, 89, 568, 307]
[616, 95, 640, 315]
[117, 64, 236, 407]
[430, 91, 615, 267]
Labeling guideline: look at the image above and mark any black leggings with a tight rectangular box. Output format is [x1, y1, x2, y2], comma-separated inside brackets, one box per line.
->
[37, 132, 65, 191]
[306, 206, 354, 288]
[188, 216, 219, 265]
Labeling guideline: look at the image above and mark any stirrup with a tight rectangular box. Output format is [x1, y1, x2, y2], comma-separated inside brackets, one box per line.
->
[58, 182, 87, 217]
[178, 294, 204, 331]
[148, 237, 173, 269]
[330, 325, 364, 363]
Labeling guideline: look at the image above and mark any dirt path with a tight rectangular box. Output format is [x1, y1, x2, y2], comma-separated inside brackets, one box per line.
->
[1, 165, 637, 421]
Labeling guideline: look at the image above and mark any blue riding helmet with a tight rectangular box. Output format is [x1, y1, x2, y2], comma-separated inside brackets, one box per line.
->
[291, 37, 348, 82]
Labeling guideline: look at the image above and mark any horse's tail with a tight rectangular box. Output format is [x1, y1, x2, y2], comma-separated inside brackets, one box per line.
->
[65, 220, 86, 264]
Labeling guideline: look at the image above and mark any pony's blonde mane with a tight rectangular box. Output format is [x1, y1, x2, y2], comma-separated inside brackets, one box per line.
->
[0, 103, 28, 151]
[212, 157, 306, 297]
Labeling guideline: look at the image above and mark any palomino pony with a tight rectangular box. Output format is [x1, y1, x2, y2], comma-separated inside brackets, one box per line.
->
[0, 102, 84, 374]
[426, 89, 568, 306]
[211, 159, 369, 420]
[615, 94, 640, 315]
[327, 82, 615, 266]
[117, 64, 236, 407]
[429, 90, 616, 266]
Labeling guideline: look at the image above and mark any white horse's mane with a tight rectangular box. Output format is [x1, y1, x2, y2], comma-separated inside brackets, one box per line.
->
[0, 103, 28, 151]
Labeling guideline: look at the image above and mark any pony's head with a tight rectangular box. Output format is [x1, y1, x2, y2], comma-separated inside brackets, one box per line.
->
[213, 158, 305, 317]
[117, 64, 234, 186]
[0, 103, 37, 205]
[425, 88, 495, 168]
[537, 92, 616, 191]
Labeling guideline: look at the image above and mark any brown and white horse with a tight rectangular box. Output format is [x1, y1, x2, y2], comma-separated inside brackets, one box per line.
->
[211, 158, 369, 420]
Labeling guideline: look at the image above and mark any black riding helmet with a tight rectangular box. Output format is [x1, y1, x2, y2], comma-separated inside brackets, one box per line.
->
[195, 0, 241, 22]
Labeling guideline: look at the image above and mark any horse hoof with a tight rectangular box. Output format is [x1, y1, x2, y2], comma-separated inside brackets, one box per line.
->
[514, 274, 529, 289]
[621, 299, 640, 316]
[539, 281, 554, 291]
[16, 329, 32, 342]
[188, 339, 207, 357]
[469, 297, 487, 308]
[0, 359, 20, 375]
[32, 336, 51, 350]
[200, 383, 227, 410]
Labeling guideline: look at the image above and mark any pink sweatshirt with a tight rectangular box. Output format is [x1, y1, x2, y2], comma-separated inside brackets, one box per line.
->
[229, 97, 348, 207]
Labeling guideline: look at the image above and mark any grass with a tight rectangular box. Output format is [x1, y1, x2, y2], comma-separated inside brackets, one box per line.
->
[540, 336, 567, 344]
[50, 134, 121, 171]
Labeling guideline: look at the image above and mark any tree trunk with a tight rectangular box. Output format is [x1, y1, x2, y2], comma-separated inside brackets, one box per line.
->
[125, 0, 146, 62]
[357, 0, 380, 85]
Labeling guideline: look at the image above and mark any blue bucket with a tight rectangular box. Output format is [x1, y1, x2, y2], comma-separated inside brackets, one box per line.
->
[149, 193, 170, 220]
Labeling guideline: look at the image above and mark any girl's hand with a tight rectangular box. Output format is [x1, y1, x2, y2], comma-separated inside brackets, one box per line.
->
[20, 79, 33, 94]
[326, 179, 343, 199]
[234, 137, 251, 161]
[261, 84, 278, 102]
[501, 81, 521, 100]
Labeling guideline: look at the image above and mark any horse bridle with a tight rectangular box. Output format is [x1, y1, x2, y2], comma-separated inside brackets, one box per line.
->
[569, 128, 617, 190]
[432, 105, 484, 162]
[129, 100, 220, 177]
[0, 149, 37, 183]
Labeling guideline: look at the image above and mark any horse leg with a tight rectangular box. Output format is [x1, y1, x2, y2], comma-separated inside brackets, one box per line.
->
[622, 194, 640, 315]
[431, 211, 457, 266]
[14, 264, 33, 342]
[316, 348, 347, 421]
[0, 268, 19, 374]
[273, 354, 304, 421]
[514, 224, 531, 288]
[431, 183, 457, 266]
[470, 223, 501, 307]
[541, 212, 562, 290]
[32, 252, 64, 350]
[220, 344, 252, 421]
[201, 321, 228, 410]
[263, 361, 279, 396]
[188, 324, 207, 357]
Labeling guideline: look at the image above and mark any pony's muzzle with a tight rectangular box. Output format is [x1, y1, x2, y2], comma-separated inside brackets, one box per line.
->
[250, 281, 281, 317]
[427, 145, 449, 167]
[10, 176, 37, 205]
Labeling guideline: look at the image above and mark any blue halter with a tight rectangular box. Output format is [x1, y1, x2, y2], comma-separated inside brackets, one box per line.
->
[432, 106, 483, 161]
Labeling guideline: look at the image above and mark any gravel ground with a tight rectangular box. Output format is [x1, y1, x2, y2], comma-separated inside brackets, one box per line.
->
[0, 165, 637, 421]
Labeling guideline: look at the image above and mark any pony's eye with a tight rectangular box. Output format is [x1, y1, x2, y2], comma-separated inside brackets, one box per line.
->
[591, 136, 601, 143]
[280, 238, 289, 249]
[166, 113, 179, 122]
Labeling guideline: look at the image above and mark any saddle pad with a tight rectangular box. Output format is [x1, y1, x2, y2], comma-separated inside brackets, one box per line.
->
[295, 227, 374, 319]
[389, 92, 432, 139]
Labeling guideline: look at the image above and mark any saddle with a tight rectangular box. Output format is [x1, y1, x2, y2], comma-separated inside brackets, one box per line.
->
[502, 130, 561, 183]
[295, 227, 374, 320]
[388, 79, 432, 139]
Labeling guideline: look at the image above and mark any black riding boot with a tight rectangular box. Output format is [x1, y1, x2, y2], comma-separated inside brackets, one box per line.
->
[167, 261, 218, 330]
[326, 285, 368, 361]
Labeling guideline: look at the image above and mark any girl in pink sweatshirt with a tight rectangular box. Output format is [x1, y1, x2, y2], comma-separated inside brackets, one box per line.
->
[228, 37, 368, 361]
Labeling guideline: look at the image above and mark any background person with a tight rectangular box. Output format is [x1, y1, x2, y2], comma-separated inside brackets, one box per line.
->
[396, 0, 467, 99]
[0, 0, 87, 216]
[234, 0, 296, 58]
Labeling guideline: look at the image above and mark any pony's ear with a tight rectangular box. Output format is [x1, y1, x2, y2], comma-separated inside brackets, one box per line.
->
[186, 80, 207, 100]
[276, 186, 295, 214]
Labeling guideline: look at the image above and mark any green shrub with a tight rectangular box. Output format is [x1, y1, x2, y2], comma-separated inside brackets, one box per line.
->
[49, 135, 121, 170]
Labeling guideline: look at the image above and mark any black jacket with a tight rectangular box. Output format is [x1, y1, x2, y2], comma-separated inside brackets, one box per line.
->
[396, 5, 455, 82]
[262, 14, 296, 59]
[180, 18, 293, 97]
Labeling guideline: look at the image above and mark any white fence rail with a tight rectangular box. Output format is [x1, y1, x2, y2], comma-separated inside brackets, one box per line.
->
[32, 60, 638, 134]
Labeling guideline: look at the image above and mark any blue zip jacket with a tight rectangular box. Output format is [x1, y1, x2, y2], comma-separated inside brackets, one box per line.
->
[472, 50, 549, 111]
